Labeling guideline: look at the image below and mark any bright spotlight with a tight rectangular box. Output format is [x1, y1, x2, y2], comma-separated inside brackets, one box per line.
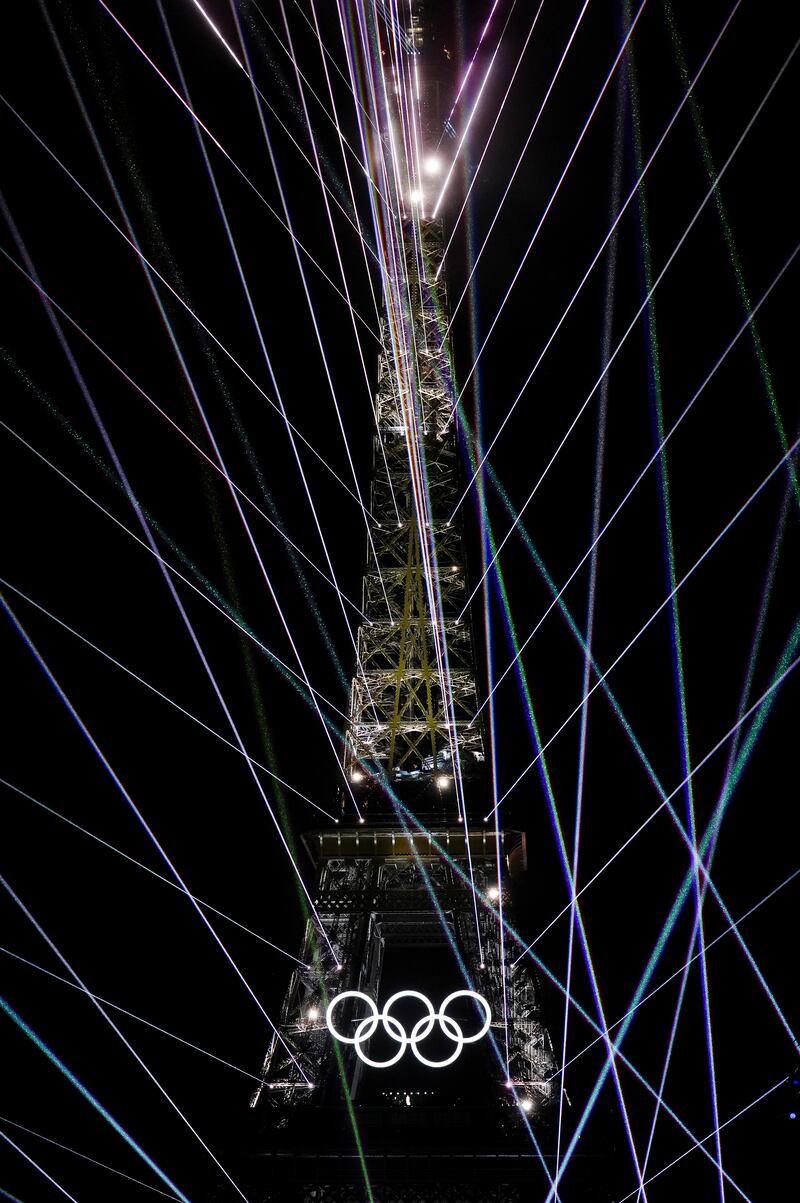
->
[424, 155, 443, 176]
[436, 774, 451, 788]
[306, 1006, 320, 1021]
[521, 1098, 533, 1113]
[487, 886, 500, 901]
[351, 769, 364, 783]
[409, 189, 423, 205]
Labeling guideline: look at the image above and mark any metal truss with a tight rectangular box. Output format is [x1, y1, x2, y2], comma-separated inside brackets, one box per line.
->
[251, 833, 556, 1111]
[344, 220, 484, 784]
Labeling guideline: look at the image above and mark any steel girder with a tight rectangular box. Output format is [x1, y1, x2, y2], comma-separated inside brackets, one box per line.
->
[345, 220, 484, 782]
[252, 840, 556, 1110]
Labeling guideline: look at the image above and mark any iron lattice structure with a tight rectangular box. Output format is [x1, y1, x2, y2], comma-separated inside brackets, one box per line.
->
[243, 7, 558, 1199]
[247, 827, 558, 1199]
[250, 827, 556, 1110]
[345, 218, 485, 785]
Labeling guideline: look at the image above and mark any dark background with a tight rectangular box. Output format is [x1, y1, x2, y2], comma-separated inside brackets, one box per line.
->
[1, 1, 798, 1199]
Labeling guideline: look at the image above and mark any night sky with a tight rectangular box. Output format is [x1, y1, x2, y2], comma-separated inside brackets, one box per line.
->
[2, 1, 799, 1200]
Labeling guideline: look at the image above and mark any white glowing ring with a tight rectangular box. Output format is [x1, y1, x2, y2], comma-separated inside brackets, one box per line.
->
[410, 1009, 463, 1068]
[353, 1010, 407, 1068]
[384, 990, 437, 1038]
[441, 990, 492, 1043]
[326, 991, 379, 1044]
[325, 989, 491, 1068]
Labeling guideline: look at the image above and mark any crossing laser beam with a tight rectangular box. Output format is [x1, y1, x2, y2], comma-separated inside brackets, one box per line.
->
[0, 996, 193, 1203]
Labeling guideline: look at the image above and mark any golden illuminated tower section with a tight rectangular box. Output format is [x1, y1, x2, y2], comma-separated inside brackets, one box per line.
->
[344, 217, 485, 797]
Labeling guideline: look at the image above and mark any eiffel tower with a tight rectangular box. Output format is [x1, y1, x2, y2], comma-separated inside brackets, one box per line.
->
[245, 6, 557, 1199]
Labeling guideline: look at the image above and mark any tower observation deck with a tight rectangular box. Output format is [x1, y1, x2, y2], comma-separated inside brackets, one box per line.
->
[245, 5, 558, 1199]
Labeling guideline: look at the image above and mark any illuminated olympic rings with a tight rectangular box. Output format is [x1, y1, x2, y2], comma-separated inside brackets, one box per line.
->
[325, 989, 492, 1068]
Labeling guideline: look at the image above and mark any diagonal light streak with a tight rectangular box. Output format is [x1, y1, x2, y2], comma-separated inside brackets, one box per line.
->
[1, 876, 253, 1200]
[449, 352, 792, 964]
[0, 95, 376, 513]
[101, 0, 380, 277]
[478, 453, 791, 960]
[94, 0, 376, 337]
[248, 776, 376, 1200]
[224, 0, 392, 628]
[392, 794, 744, 1194]
[663, 0, 800, 514]
[0, 246, 366, 621]
[491, 427, 800, 810]
[184, 72, 383, 800]
[556, 73, 623, 1183]
[376, 728, 790, 1198]
[512, 644, 800, 971]
[151, 3, 378, 807]
[3, 339, 350, 696]
[431, 0, 519, 217]
[394, 310, 482, 925]
[46, 0, 379, 658]
[473, 231, 797, 723]
[0, 945, 263, 1085]
[443, 0, 593, 304]
[451, 0, 767, 520]
[276, 0, 393, 363]
[718, 482, 794, 795]
[483, 515, 512, 1063]
[296, 0, 393, 372]
[466, 435, 794, 1023]
[437, 0, 501, 143]
[447, 0, 650, 356]
[458, 228, 649, 1193]
[599, 870, 798, 1188]
[462, 90, 799, 624]
[286, 0, 379, 140]
[2, 776, 309, 967]
[437, 0, 545, 273]
[381, 797, 557, 1187]
[0, 995, 193, 1202]
[560, 619, 800, 1104]
[467, 197, 512, 1078]
[6, 347, 347, 903]
[334, 0, 399, 320]
[1, 594, 326, 1057]
[614, 1077, 786, 1202]
[0, 416, 349, 727]
[253, 0, 384, 224]
[559, 865, 800, 1076]
[489, 573, 652, 1197]
[3, 187, 364, 862]
[626, 40, 724, 1192]
[185, 0, 243, 67]
[0, 1129, 79, 1203]
[0, 577, 336, 823]
[636, 914, 710, 1198]
[0, 1116, 175, 1200]
[392, 801, 753, 1197]
[531, 632, 800, 1188]
[343, 3, 487, 933]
